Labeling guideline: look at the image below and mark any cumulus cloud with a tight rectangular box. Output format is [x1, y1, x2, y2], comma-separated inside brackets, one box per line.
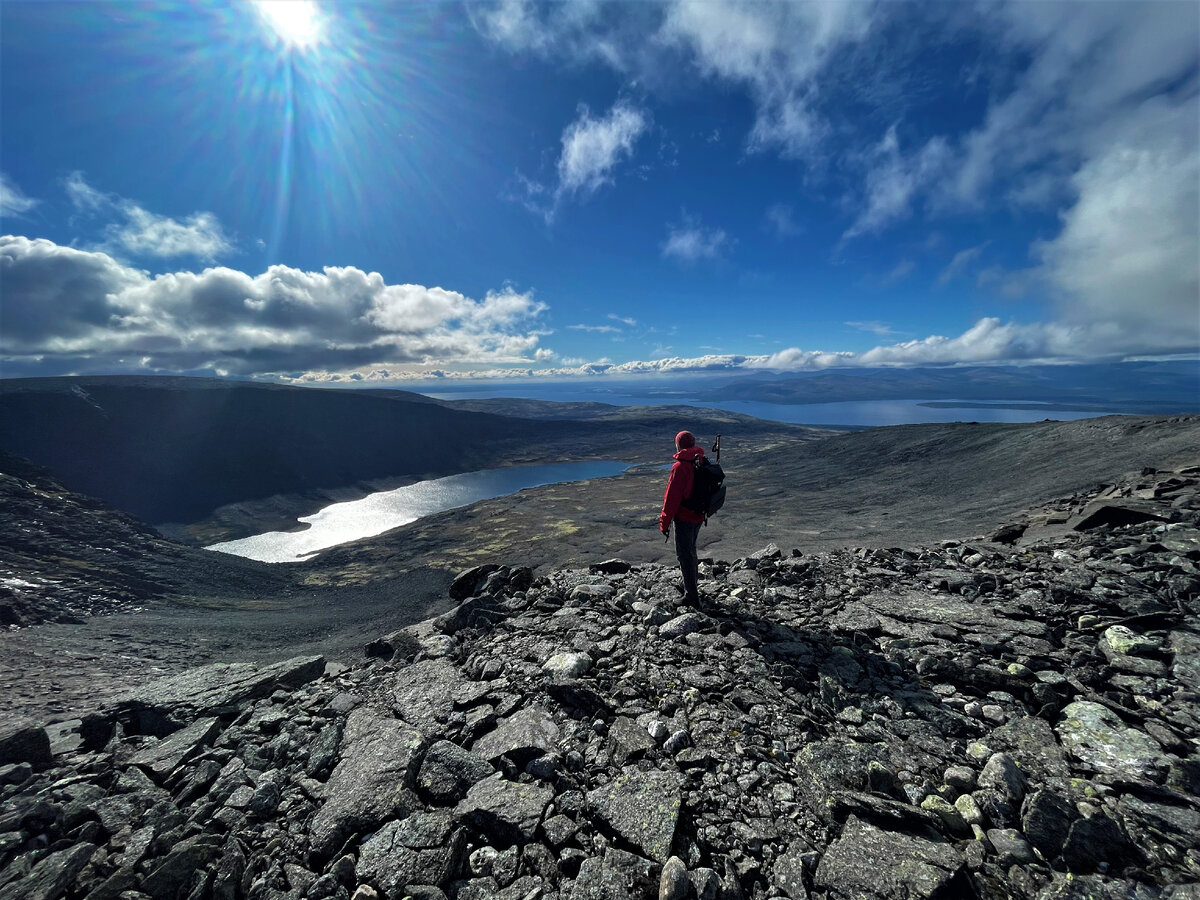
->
[558, 101, 648, 195]
[65, 172, 233, 260]
[1035, 128, 1200, 352]
[0, 236, 550, 376]
[0, 174, 38, 217]
[517, 99, 649, 220]
[662, 216, 729, 262]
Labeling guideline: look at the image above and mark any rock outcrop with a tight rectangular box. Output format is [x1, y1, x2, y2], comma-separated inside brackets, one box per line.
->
[0, 465, 1198, 899]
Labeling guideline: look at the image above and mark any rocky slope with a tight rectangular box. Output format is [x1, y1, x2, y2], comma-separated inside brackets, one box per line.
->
[1, 464, 1197, 900]
[0, 450, 293, 630]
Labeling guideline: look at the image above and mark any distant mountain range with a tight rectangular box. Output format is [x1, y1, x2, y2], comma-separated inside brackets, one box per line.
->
[701, 361, 1200, 410]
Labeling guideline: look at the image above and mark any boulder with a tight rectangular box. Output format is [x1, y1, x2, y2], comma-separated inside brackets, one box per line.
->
[128, 716, 221, 782]
[814, 816, 968, 899]
[1056, 701, 1167, 781]
[416, 740, 495, 805]
[454, 775, 553, 846]
[0, 721, 52, 771]
[309, 708, 424, 860]
[357, 811, 466, 895]
[587, 769, 681, 863]
[471, 706, 559, 766]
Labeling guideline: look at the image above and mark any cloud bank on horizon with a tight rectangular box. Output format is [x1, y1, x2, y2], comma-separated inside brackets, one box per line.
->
[1, 0, 1196, 383]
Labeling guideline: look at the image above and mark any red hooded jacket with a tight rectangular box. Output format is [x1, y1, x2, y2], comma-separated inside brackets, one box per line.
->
[659, 445, 707, 530]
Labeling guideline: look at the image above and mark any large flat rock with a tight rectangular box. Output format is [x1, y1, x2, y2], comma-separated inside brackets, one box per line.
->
[105, 655, 325, 733]
[814, 816, 967, 899]
[587, 769, 681, 863]
[309, 708, 425, 859]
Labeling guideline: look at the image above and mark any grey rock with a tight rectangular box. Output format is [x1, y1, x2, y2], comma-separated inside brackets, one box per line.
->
[416, 740, 495, 805]
[1102, 625, 1159, 657]
[587, 768, 681, 863]
[128, 716, 221, 781]
[471, 706, 559, 765]
[986, 828, 1037, 866]
[357, 811, 466, 895]
[391, 660, 464, 736]
[814, 816, 967, 899]
[1061, 813, 1141, 873]
[573, 848, 659, 900]
[659, 613, 706, 641]
[659, 856, 689, 900]
[1021, 790, 1076, 861]
[690, 868, 721, 900]
[543, 652, 594, 680]
[436, 592, 505, 634]
[109, 655, 324, 730]
[0, 721, 51, 771]
[455, 775, 553, 845]
[308, 708, 424, 860]
[306, 723, 341, 779]
[920, 795, 973, 838]
[772, 840, 809, 899]
[978, 752, 1027, 804]
[141, 834, 223, 900]
[449, 565, 500, 601]
[607, 717, 656, 767]
[1118, 794, 1200, 851]
[1056, 701, 1167, 781]
[0, 842, 95, 900]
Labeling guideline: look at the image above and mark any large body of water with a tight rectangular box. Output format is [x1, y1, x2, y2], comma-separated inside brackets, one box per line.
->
[420, 384, 1128, 427]
[208, 460, 633, 563]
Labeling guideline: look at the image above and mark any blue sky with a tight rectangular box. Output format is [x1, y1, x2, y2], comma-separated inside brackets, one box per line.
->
[1, 0, 1197, 384]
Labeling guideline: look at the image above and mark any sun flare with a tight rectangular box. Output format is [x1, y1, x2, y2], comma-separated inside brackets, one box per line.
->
[255, 0, 323, 48]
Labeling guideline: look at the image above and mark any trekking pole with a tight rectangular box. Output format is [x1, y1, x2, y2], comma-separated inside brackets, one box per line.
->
[713, 433, 721, 463]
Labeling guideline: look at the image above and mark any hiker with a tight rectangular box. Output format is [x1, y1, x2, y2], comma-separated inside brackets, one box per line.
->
[659, 430, 706, 607]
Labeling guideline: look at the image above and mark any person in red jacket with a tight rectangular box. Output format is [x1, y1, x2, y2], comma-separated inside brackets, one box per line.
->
[659, 430, 707, 607]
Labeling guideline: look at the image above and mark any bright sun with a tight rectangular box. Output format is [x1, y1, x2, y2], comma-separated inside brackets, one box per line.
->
[255, 0, 323, 49]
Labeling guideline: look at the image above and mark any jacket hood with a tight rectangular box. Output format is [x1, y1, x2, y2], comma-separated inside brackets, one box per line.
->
[673, 446, 705, 462]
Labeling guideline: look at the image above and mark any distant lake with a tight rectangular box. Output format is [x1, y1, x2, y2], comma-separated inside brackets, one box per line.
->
[420, 384, 1134, 427]
[208, 460, 634, 563]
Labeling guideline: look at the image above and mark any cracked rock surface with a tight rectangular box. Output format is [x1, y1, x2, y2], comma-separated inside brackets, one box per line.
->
[1, 464, 1198, 899]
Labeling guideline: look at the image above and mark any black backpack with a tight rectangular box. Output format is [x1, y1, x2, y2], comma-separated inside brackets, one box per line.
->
[682, 457, 726, 518]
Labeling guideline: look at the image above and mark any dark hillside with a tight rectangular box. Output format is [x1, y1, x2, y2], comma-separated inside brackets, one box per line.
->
[0, 377, 581, 523]
[0, 376, 827, 531]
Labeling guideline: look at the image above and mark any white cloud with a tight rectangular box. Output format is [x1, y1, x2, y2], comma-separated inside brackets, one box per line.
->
[844, 126, 951, 239]
[846, 321, 899, 337]
[1035, 130, 1200, 352]
[557, 101, 648, 196]
[662, 217, 729, 262]
[662, 0, 876, 157]
[64, 172, 233, 260]
[0, 174, 38, 217]
[568, 323, 621, 334]
[607, 314, 637, 326]
[516, 99, 649, 220]
[937, 243, 989, 287]
[0, 235, 550, 375]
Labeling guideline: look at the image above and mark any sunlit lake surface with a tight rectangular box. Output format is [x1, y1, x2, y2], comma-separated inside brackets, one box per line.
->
[207, 461, 634, 563]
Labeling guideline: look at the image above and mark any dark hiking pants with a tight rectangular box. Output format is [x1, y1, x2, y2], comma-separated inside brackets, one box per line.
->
[674, 519, 701, 604]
